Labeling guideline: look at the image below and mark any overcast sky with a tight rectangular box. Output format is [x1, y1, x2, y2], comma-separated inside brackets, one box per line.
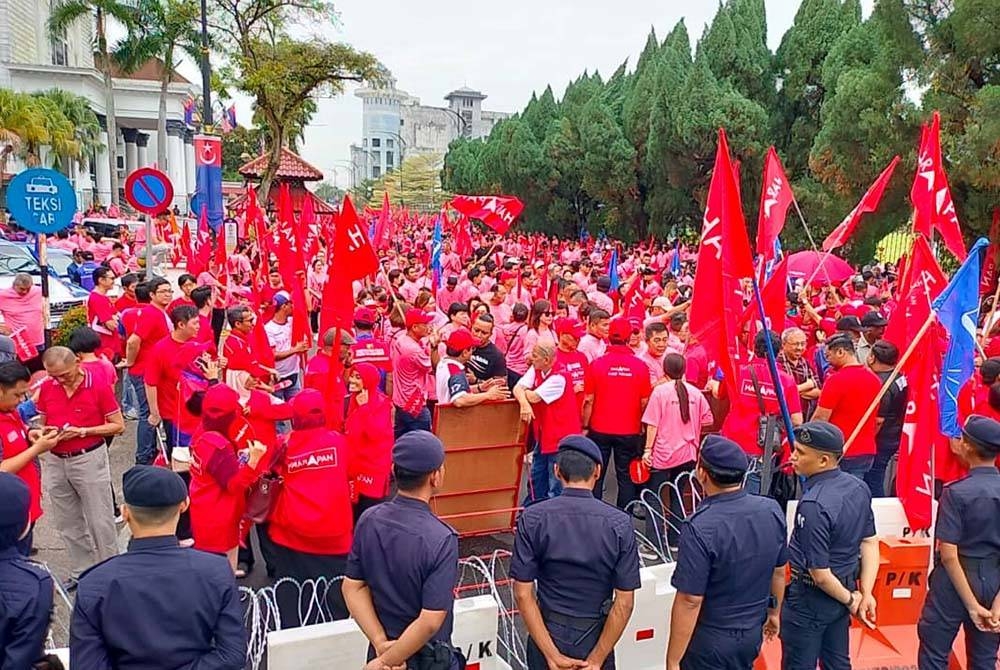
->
[178, 0, 873, 186]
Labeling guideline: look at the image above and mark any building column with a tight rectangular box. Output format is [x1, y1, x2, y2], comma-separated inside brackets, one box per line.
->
[165, 120, 186, 210]
[136, 132, 149, 168]
[122, 127, 138, 176]
[184, 129, 196, 201]
[94, 114, 112, 207]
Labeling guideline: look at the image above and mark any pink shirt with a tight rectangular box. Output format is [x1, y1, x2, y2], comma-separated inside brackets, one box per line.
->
[488, 301, 512, 327]
[389, 333, 432, 409]
[638, 350, 666, 385]
[587, 291, 614, 313]
[500, 322, 531, 375]
[0, 286, 43, 347]
[523, 327, 556, 356]
[577, 333, 606, 363]
[641, 380, 714, 469]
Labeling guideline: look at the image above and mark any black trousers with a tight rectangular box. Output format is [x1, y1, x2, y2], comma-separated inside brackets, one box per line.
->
[589, 432, 642, 509]
[269, 540, 349, 627]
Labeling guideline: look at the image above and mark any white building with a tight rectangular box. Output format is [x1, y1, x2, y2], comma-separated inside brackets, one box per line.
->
[0, 0, 198, 209]
[351, 82, 510, 186]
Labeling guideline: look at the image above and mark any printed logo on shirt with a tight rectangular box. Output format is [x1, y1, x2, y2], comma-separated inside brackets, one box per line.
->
[286, 447, 338, 473]
[607, 365, 635, 378]
[740, 377, 777, 399]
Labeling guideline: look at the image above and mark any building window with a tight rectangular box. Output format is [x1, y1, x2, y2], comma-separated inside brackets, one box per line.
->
[362, 138, 367, 147]
[386, 151, 393, 167]
[50, 0, 68, 65]
[463, 99, 473, 108]
[372, 166, 381, 178]
[372, 138, 381, 148]
[386, 139, 393, 148]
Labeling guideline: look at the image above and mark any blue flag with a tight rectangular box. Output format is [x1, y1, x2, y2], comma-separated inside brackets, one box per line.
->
[933, 237, 989, 437]
[608, 247, 620, 292]
[670, 240, 681, 275]
[431, 217, 443, 289]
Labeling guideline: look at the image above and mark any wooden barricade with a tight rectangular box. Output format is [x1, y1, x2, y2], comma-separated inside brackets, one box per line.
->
[432, 399, 527, 536]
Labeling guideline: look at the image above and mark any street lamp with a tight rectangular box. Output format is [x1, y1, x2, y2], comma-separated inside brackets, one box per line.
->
[440, 107, 469, 139]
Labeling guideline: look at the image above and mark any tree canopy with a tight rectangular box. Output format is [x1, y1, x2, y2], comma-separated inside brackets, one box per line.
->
[441, 0, 1000, 261]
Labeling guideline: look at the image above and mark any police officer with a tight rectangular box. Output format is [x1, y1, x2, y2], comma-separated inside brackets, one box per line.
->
[70, 465, 247, 669]
[0, 472, 53, 669]
[343, 430, 462, 670]
[918, 415, 1000, 669]
[666, 435, 788, 670]
[780, 421, 878, 670]
[511, 434, 641, 670]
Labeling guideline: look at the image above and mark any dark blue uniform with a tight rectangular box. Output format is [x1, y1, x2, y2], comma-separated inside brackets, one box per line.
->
[780, 467, 875, 670]
[0, 546, 52, 669]
[345, 495, 460, 669]
[70, 536, 247, 669]
[511, 488, 641, 670]
[672, 490, 787, 669]
[918, 466, 1000, 668]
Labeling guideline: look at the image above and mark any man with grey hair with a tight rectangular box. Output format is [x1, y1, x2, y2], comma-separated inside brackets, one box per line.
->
[778, 327, 821, 419]
[0, 273, 43, 369]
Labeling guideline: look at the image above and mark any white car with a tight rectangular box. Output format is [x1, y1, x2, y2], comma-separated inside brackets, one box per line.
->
[26, 177, 58, 195]
[0, 242, 85, 328]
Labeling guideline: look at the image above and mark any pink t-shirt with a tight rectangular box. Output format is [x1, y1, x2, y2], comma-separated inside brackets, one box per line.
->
[577, 334, 606, 363]
[389, 333, 432, 409]
[0, 286, 43, 347]
[500, 322, 531, 375]
[641, 380, 714, 469]
[638, 350, 666, 385]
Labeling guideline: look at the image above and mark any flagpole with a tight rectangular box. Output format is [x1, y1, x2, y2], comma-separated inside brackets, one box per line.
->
[791, 196, 822, 255]
[749, 274, 797, 445]
[842, 312, 936, 454]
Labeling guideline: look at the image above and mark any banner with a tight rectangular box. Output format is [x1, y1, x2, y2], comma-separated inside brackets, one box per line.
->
[449, 195, 524, 234]
[194, 135, 223, 232]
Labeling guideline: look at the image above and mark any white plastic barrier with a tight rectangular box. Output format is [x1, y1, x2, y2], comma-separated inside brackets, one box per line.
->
[613, 562, 676, 670]
[267, 595, 503, 670]
[787, 496, 933, 541]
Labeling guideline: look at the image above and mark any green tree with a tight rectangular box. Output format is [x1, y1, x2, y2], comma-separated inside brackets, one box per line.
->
[49, 0, 139, 204]
[31, 90, 104, 172]
[0, 90, 47, 178]
[221, 124, 264, 180]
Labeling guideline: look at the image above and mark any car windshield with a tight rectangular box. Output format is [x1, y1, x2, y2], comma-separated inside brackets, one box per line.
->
[0, 245, 38, 276]
[47, 253, 72, 276]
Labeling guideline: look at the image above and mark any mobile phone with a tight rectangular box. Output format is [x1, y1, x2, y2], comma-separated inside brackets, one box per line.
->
[272, 379, 293, 392]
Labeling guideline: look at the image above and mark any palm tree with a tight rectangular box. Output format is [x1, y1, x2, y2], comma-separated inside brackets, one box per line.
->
[23, 95, 78, 168]
[0, 90, 48, 179]
[34, 89, 104, 173]
[113, 0, 200, 171]
[49, 0, 138, 205]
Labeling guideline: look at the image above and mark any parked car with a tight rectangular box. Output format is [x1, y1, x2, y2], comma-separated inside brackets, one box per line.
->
[0, 242, 87, 328]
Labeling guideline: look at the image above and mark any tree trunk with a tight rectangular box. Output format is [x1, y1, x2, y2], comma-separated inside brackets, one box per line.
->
[257, 124, 285, 208]
[97, 9, 120, 205]
[157, 57, 169, 171]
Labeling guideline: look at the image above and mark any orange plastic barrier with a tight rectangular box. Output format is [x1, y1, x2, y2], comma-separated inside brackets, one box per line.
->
[431, 400, 527, 537]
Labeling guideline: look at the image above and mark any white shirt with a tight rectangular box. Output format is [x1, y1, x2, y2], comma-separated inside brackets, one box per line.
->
[264, 318, 299, 378]
[516, 367, 567, 404]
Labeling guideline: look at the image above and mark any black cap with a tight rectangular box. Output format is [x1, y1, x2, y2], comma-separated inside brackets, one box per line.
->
[700, 435, 749, 472]
[793, 421, 845, 455]
[825, 333, 857, 352]
[860, 311, 888, 328]
[392, 430, 445, 473]
[558, 434, 602, 465]
[123, 465, 188, 507]
[963, 416, 1000, 453]
[836, 316, 864, 332]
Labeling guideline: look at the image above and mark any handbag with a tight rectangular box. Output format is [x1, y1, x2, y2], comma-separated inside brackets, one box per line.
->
[243, 439, 287, 525]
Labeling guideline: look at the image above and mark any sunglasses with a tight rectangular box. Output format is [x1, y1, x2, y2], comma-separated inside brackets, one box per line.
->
[542, 311, 554, 317]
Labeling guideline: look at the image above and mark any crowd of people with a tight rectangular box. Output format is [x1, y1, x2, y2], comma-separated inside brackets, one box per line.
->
[1, 207, 1000, 670]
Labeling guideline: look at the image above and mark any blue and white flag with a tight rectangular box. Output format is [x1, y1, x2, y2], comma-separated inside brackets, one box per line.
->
[431, 217, 443, 290]
[669, 239, 681, 275]
[608, 247, 620, 292]
[933, 237, 988, 437]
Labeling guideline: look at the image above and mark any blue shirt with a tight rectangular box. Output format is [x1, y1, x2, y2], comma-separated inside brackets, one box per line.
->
[70, 535, 247, 670]
[936, 466, 1000, 558]
[672, 490, 788, 630]
[788, 468, 875, 580]
[0, 546, 52, 669]
[346, 495, 459, 643]
[511, 487, 641, 617]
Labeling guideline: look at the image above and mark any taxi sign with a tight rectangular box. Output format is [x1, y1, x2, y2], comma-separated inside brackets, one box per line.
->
[5, 168, 76, 234]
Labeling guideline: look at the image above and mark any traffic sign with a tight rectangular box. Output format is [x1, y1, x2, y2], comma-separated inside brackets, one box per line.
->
[124, 167, 174, 215]
[5, 168, 76, 234]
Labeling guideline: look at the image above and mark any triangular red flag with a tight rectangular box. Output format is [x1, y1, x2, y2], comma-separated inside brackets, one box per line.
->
[981, 208, 1000, 296]
[449, 195, 524, 234]
[883, 235, 946, 350]
[372, 192, 392, 251]
[910, 111, 967, 260]
[453, 213, 473, 261]
[319, 195, 379, 336]
[822, 156, 900, 252]
[689, 128, 755, 394]
[190, 205, 212, 277]
[756, 147, 794, 263]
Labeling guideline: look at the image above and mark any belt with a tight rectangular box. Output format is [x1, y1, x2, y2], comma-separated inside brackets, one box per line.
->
[52, 442, 104, 459]
[542, 609, 605, 628]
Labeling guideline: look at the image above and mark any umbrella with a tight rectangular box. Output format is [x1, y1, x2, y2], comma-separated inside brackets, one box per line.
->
[786, 250, 854, 285]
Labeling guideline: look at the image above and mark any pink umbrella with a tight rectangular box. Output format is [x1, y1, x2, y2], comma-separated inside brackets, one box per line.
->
[786, 251, 854, 285]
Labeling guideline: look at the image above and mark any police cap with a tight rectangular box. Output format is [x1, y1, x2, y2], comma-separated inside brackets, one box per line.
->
[123, 465, 188, 507]
[558, 434, 602, 465]
[700, 434, 749, 472]
[793, 421, 845, 455]
[393, 430, 445, 473]
[0, 472, 29, 529]
[962, 415, 1000, 454]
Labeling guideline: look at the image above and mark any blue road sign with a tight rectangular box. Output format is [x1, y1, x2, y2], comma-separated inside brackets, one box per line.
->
[5, 168, 76, 235]
[124, 167, 174, 215]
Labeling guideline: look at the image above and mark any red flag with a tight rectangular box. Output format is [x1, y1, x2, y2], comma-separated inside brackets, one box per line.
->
[449, 195, 524, 234]
[179, 218, 193, 269]
[301, 192, 320, 261]
[454, 214, 473, 261]
[320, 195, 379, 336]
[756, 147, 794, 263]
[896, 333, 938, 531]
[822, 156, 900, 252]
[883, 235, 946, 350]
[689, 129, 755, 394]
[10, 328, 35, 362]
[246, 187, 269, 259]
[910, 111, 967, 260]
[190, 205, 212, 277]
[212, 226, 227, 276]
[980, 208, 1000, 296]
[249, 316, 276, 369]
[739, 258, 788, 337]
[373, 191, 392, 251]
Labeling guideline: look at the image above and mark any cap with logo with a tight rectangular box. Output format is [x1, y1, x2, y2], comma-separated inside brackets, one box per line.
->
[793, 421, 845, 455]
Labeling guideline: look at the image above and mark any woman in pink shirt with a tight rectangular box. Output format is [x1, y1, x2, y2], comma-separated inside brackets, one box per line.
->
[639, 353, 714, 549]
[523, 300, 556, 354]
[500, 303, 531, 388]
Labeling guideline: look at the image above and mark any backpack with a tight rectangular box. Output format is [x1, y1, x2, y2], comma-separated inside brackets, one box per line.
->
[79, 261, 99, 290]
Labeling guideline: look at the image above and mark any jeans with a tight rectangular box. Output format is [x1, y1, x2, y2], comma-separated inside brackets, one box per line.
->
[864, 449, 896, 497]
[840, 454, 874, 480]
[130, 373, 155, 465]
[121, 371, 139, 416]
[273, 372, 301, 403]
[525, 446, 561, 505]
[393, 405, 431, 438]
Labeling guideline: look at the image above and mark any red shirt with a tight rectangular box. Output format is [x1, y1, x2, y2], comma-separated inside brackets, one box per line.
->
[81, 358, 116, 390]
[720, 360, 803, 457]
[131, 306, 171, 376]
[114, 293, 139, 312]
[0, 410, 41, 521]
[36, 371, 119, 455]
[144, 336, 206, 434]
[555, 348, 589, 408]
[167, 296, 195, 314]
[817, 364, 882, 457]
[585, 345, 652, 435]
[223, 330, 270, 380]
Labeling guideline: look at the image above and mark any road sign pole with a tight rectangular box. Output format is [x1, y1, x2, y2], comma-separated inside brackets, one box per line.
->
[36, 234, 51, 348]
[145, 214, 154, 280]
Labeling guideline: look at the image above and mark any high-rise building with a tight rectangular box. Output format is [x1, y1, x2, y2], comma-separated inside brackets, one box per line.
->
[351, 81, 509, 185]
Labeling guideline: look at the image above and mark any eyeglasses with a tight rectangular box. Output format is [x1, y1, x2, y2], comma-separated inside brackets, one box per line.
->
[541, 311, 554, 317]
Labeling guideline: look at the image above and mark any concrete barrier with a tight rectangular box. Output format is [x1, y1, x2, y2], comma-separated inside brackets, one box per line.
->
[614, 562, 677, 669]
